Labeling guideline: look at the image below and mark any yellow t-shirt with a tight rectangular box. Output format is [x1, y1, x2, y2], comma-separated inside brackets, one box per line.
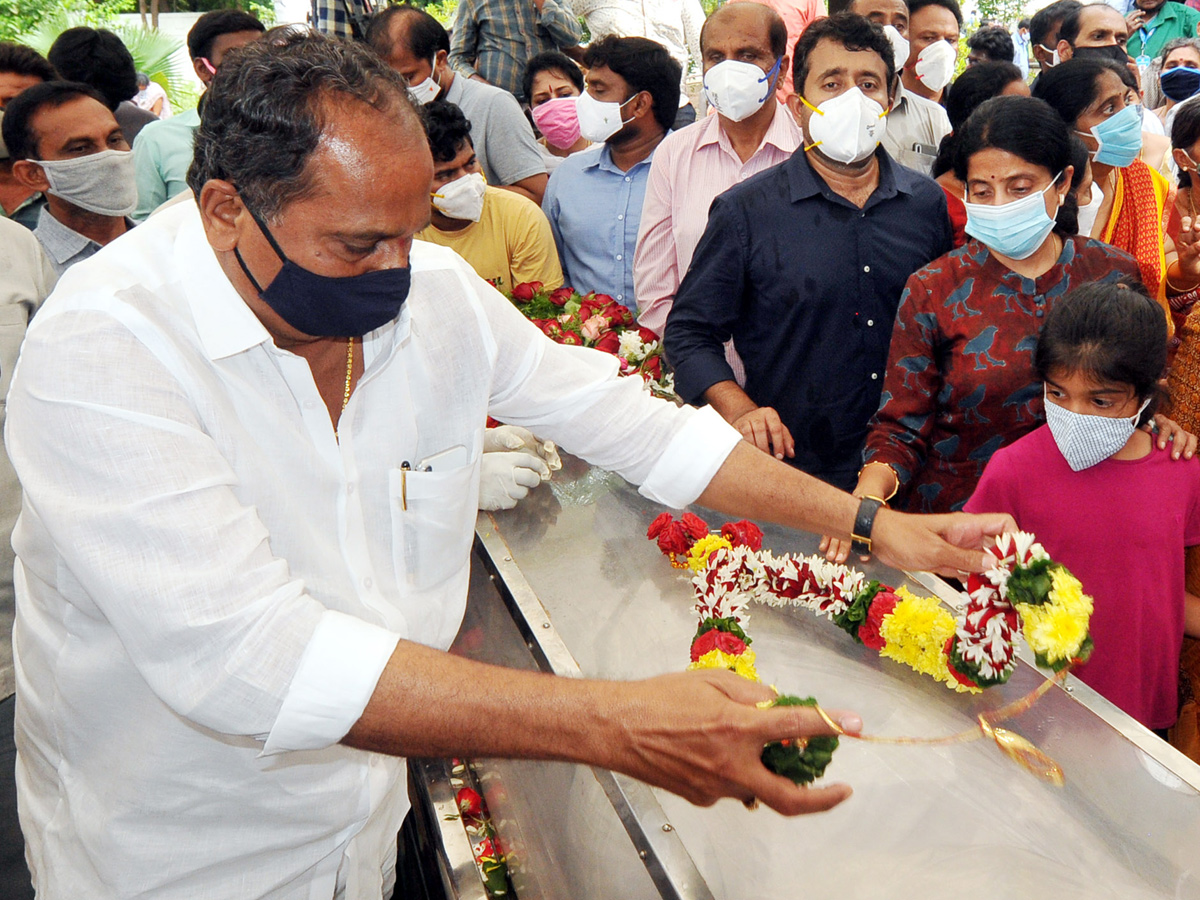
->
[416, 187, 563, 293]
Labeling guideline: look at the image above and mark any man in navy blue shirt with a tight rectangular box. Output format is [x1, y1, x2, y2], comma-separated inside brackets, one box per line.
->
[664, 13, 952, 491]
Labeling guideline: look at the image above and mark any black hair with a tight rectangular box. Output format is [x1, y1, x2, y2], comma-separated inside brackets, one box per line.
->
[583, 36, 681, 133]
[1, 80, 108, 161]
[827, 0, 852, 14]
[422, 99, 473, 163]
[187, 30, 416, 220]
[908, 0, 964, 28]
[522, 51, 584, 104]
[1035, 279, 1166, 426]
[1172, 97, 1200, 188]
[1029, 0, 1080, 47]
[953, 95, 1077, 236]
[1018, 18, 1031, 30]
[367, 5, 450, 63]
[967, 25, 1015, 63]
[187, 9, 265, 61]
[0, 42, 57, 82]
[700, 2, 789, 59]
[933, 60, 1023, 177]
[1032, 57, 1128, 128]
[1060, 133, 1091, 235]
[47, 27, 137, 112]
[792, 13, 896, 94]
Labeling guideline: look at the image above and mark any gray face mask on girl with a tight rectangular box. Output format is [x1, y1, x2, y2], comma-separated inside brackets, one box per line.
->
[1043, 389, 1151, 471]
[32, 149, 138, 217]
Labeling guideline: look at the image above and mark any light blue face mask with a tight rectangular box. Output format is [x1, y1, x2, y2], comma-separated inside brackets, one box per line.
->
[1079, 103, 1143, 168]
[964, 173, 1062, 261]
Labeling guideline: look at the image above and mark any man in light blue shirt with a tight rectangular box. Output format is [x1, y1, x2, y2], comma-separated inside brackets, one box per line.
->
[132, 9, 263, 220]
[1013, 17, 1031, 77]
[543, 35, 680, 310]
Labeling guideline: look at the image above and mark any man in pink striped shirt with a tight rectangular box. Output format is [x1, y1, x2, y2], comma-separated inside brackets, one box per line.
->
[730, 0, 826, 103]
[634, 1, 800, 384]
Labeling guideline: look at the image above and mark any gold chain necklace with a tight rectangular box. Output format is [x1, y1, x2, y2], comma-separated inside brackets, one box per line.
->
[335, 337, 354, 440]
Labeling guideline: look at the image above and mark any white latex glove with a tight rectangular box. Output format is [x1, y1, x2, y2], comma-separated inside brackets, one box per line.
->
[483, 425, 562, 477]
[478, 450, 551, 510]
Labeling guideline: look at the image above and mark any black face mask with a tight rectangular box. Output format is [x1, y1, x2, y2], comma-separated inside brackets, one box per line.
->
[233, 199, 411, 338]
[1072, 44, 1132, 65]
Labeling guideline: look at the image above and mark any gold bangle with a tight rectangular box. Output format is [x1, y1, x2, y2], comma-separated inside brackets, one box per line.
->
[857, 460, 899, 502]
[862, 494, 890, 508]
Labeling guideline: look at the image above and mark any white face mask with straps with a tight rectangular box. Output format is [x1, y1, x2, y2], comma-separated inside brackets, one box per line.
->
[33, 149, 138, 217]
[432, 172, 487, 222]
[800, 87, 888, 165]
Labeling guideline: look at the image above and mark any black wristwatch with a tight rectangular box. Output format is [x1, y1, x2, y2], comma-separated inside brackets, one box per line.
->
[851, 497, 884, 556]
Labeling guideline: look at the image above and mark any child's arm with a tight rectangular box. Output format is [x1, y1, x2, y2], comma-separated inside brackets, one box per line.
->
[1186, 592, 1200, 638]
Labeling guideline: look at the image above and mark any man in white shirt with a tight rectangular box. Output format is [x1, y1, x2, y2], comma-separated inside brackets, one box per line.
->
[5, 32, 1013, 898]
[572, 0, 706, 127]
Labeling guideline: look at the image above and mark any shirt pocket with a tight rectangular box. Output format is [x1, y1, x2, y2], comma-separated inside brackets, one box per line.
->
[388, 456, 480, 592]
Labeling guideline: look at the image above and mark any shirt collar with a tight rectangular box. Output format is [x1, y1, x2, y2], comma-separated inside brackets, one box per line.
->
[590, 140, 661, 174]
[786, 144, 914, 204]
[176, 204, 273, 360]
[35, 206, 99, 266]
[706, 102, 802, 155]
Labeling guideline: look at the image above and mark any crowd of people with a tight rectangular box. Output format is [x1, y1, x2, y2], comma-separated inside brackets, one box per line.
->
[3, 0, 1200, 895]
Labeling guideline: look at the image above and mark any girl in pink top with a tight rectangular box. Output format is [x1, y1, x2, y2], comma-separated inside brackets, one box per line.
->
[966, 281, 1200, 734]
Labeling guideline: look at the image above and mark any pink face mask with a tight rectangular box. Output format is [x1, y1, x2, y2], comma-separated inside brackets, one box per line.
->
[531, 96, 581, 150]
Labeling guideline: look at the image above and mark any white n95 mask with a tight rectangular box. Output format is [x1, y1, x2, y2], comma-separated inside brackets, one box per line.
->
[432, 172, 487, 222]
[914, 39, 956, 92]
[33, 149, 138, 217]
[802, 87, 888, 165]
[407, 74, 440, 106]
[1044, 391, 1151, 471]
[703, 57, 782, 123]
[883, 25, 910, 72]
[575, 90, 634, 143]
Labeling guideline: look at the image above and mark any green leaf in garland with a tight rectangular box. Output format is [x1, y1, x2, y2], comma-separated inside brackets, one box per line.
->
[759, 695, 839, 785]
[1035, 634, 1093, 671]
[1005, 558, 1055, 607]
[946, 636, 1010, 688]
[832, 581, 883, 641]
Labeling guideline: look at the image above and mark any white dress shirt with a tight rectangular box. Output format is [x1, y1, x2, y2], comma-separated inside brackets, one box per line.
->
[5, 202, 740, 899]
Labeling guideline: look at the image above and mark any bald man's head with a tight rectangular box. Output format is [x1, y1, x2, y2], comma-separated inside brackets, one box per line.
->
[701, 1, 789, 59]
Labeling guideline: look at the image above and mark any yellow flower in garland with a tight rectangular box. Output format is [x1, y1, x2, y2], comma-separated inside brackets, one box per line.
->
[689, 648, 760, 682]
[1019, 601, 1090, 664]
[1046, 568, 1092, 619]
[878, 587, 977, 692]
[686, 534, 733, 571]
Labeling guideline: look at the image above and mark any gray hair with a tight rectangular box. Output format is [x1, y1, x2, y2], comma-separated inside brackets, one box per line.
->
[186, 29, 418, 220]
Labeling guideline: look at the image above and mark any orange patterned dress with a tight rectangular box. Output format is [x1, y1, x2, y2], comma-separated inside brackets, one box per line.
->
[1101, 158, 1175, 337]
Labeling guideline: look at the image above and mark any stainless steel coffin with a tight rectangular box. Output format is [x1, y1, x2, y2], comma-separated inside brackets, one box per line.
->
[417, 461, 1200, 900]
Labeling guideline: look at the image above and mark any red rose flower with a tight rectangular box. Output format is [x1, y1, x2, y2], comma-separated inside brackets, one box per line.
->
[457, 787, 484, 821]
[638, 326, 661, 344]
[598, 302, 633, 327]
[548, 286, 575, 307]
[680, 512, 710, 540]
[720, 520, 763, 551]
[655, 521, 693, 555]
[943, 636, 981, 689]
[511, 281, 542, 302]
[647, 512, 673, 539]
[594, 331, 621, 354]
[538, 319, 562, 338]
[641, 355, 662, 379]
[559, 331, 583, 345]
[690, 627, 748, 662]
[858, 590, 898, 651]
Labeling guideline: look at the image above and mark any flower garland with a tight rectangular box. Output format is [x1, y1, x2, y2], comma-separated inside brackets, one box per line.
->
[449, 762, 511, 898]
[648, 515, 1094, 694]
[507, 282, 676, 399]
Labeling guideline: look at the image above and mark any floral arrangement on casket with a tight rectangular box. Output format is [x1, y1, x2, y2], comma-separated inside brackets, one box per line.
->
[508, 282, 675, 400]
[649, 513, 1094, 695]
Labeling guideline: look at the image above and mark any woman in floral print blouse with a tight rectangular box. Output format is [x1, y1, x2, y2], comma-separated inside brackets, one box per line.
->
[826, 97, 1145, 557]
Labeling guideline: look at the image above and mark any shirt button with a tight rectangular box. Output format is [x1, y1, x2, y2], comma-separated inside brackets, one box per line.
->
[617, 294, 624, 300]
[860, 212, 866, 218]
[347, 484, 355, 495]
[363, 576, 373, 589]
[304, 399, 317, 409]
[867, 319, 874, 326]
[616, 254, 623, 261]
[871, 373, 879, 380]
[863, 265, 871, 273]
[624, 176, 631, 182]
[1036, 309, 1044, 318]
[617, 214, 624, 221]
